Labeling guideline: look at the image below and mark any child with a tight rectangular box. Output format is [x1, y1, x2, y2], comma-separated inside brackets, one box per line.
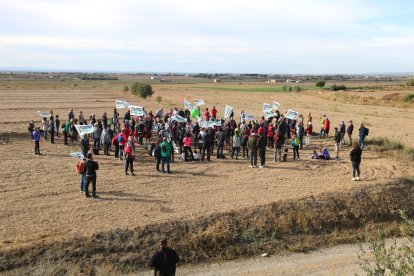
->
[282, 148, 288, 162]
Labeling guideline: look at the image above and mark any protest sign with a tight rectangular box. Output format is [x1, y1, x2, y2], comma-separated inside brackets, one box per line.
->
[245, 113, 256, 121]
[285, 109, 299, 120]
[70, 152, 84, 158]
[74, 124, 94, 136]
[171, 113, 186, 123]
[264, 111, 276, 119]
[184, 99, 193, 110]
[115, 100, 128, 109]
[224, 105, 233, 118]
[37, 111, 50, 118]
[194, 99, 205, 106]
[272, 102, 281, 110]
[263, 103, 272, 112]
[130, 105, 145, 116]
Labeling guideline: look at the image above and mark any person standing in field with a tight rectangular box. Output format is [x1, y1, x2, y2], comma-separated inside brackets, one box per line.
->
[231, 128, 241, 159]
[49, 117, 55, 144]
[204, 108, 211, 121]
[80, 134, 90, 157]
[334, 127, 341, 160]
[124, 138, 135, 176]
[201, 128, 212, 161]
[349, 141, 362, 181]
[183, 132, 194, 161]
[78, 111, 85, 125]
[211, 106, 217, 120]
[32, 127, 41, 155]
[323, 117, 330, 140]
[347, 120, 354, 146]
[339, 121, 346, 145]
[161, 137, 172, 174]
[319, 115, 326, 139]
[257, 132, 267, 168]
[101, 125, 111, 156]
[215, 127, 225, 159]
[305, 122, 313, 147]
[42, 117, 48, 141]
[84, 153, 99, 198]
[248, 133, 258, 168]
[55, 115, 60, 137]
[273, 131, 284, 162]
[149, 239, 179, 276]
[62, 119, 70, 145]
[68, 108, 74, 122]
[291, 134, 300, 160]
[358, 123, 368, 150]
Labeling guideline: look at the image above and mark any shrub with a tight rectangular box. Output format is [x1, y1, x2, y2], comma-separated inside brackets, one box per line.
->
[122, 85, 129, 92]
[404, 94, 414, 102]
[282, 85, 288, 92]
[406, 79, 414, 86]
[357, 210, 414, 276]
[155, 96, 162, 103]
[130, 82, 153, 99]
[315, 80, 326, 89]
[293, 86, 302, 92]
[330, 84, 347, 91]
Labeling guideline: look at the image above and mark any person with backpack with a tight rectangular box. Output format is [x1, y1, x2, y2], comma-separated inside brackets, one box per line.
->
[84, 153, 99, 198]
[349, 141, 363, 181]
[77, 157, 87, 193]
[161, 137, 172, 174]
[257, 132, 267, 168]
[358, 123, 368, 150]
[124, 138, 135, 176]
[248, 133, 258, 168]
[148, 239, 179, 276]
[32, 127, 41, 155]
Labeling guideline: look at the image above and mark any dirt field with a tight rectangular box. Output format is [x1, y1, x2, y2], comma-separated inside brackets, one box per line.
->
[0, 83, 413, 260]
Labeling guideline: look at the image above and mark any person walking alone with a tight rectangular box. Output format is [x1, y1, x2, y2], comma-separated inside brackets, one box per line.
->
[32, 127, 41, 155]
[349, 142, 362, 181]
[84, 153, 99, 198]
[149, 239, 179, 276]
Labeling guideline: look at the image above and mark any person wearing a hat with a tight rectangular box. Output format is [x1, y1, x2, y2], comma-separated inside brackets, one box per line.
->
[347, 120, 354, 146]
[305, 121, 313, 146]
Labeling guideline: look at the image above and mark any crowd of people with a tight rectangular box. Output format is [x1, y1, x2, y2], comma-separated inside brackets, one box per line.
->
[29, 104, 369, 197]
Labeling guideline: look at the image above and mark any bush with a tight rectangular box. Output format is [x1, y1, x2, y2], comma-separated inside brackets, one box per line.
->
[122, 85, 129, 92]
[404, 94, 414, 102]
[406, 79, 414, 86]
[130, 82, 153, 99]
[293, 86, 302, 92]
[357, 210, 414, 276]
[315, 80, 326, 89]
[155, 96, 162, 103]
[282, 85, 288, 92]
[330, 84, 347, 91]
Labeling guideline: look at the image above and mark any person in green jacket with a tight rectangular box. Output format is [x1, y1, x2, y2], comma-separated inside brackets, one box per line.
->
[62, 120, 71, 145]
[160, 137, 172, 174]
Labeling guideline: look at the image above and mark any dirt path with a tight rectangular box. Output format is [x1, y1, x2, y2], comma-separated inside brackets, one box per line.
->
[138, 242, 365, 275]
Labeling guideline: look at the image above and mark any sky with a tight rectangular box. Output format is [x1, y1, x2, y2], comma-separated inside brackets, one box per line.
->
[0, 0, 414, 74]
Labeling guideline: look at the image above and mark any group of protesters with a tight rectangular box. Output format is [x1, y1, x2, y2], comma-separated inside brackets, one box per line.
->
[29, 103, 369, 197]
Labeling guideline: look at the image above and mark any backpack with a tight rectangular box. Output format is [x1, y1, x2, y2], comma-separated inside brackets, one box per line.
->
[76, 160, 85, 174]
[365, 128, 369, 136]
[161, 143, 167, 153]
[118, 134, 123, 142]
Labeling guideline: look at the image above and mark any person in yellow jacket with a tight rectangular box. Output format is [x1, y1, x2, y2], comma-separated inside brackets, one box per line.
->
[319, 115, 326, 139]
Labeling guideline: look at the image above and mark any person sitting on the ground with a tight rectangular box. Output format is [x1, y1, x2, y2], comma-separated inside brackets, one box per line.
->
[319, 147, 331, 160]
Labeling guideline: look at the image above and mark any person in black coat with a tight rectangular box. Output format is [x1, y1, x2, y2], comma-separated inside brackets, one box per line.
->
[149, 239, 179, 276]
[349, 141, 362, 181]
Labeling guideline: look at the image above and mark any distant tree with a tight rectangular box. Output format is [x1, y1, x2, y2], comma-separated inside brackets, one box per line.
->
[315, 80, 326, 89]
[130, 82, 154, 99]
[406, 79, 414, 86]
[330, 84, 347, 91]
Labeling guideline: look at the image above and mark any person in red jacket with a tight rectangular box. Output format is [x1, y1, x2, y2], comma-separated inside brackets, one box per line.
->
[211, 106, 217, 120]
[124, 139, 135, 176]
[205, 108, 211, 121]
[118, 129, 127, 160]
[323, 117, 330, 139]
[267, 123, 274, 148]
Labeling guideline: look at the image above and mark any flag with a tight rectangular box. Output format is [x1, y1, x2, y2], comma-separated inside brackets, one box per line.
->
[245, 113, 255, 121]
[74, 124, 94, 136]
[224, 105, 233, 118]
[37, 111, 50, 118]
[194, 99, 205, 106]
[130, 105, 145, 116]
[263, 103, 272, 112]
[272, 102, 281, 110]
[285, 109, 299, 120]
[184, 99, 193, 110]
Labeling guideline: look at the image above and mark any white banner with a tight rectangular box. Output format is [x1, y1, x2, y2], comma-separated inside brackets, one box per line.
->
[124, 101, 132, 108]
[171, 114, 186, 123]
[263, 103, 272, 112]
[184, 99, 193, 110]
[70, 151, 84, 158]
[272, 102, 281, 110]
[37, 111, 50, 118]
[224, 105, 233, 118]
[194, 99, 205, 106]
[264, 111, 276, 119]
[130, 105, 145, 116]
[74, 124, 94, 136]
[285, 109, 299, 120]
[245, 113, 256, 121]
[115, 100, 128, 109]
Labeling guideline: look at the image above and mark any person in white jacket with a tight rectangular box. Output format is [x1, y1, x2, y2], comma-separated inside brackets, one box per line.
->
[231, 129, 241, 160]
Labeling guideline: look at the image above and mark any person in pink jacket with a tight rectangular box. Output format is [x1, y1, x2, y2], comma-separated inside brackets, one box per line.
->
[118, 129, 127, 161]
[183, 133, 194, 161]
